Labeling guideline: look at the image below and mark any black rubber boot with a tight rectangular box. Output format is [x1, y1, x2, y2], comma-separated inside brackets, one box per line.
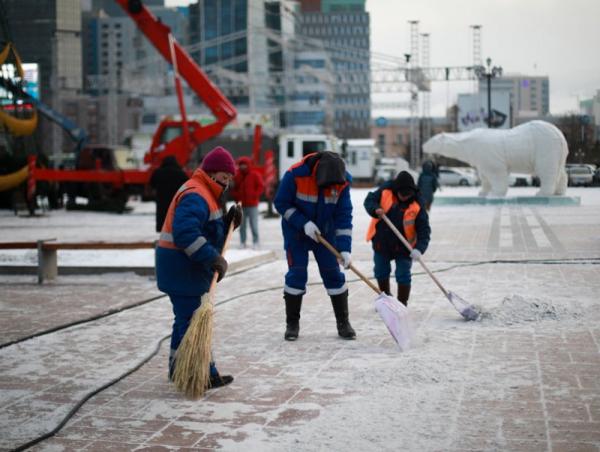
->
[377, 278, 391, 295]
[330, 290, 356, 339]
[284, 292, 303, 341]
[209, 373, 234, 388]
[397, 284, 411, 306]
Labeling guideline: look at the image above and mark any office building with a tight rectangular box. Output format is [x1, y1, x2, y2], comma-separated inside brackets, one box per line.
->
[298, 0, 371, 137]
[480, 75, 550, 125]
[81, 4, 188, 143]
[3, 0, 82, 157]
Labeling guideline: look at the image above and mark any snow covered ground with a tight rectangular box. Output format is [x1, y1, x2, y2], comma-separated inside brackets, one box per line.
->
[1, 186, 599, 451]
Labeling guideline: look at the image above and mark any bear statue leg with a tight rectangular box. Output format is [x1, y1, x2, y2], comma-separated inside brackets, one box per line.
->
[538, 168, 567, 196]
[486, 168, 509, 197]
[534, 144, 567, 196]
[479, 175, 491, 197]
[536, 175, 556, 196]
[554, 169, 568, 195]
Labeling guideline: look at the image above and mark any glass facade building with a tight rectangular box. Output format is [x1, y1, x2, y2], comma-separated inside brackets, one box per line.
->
[299, 0, 371, 137]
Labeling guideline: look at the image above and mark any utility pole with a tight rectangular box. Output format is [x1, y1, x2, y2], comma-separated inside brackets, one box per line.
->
[475, 57, 502, 128]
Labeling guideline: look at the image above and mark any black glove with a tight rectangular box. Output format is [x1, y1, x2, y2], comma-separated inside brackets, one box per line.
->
[211, 255, 228, 282]
[225, 204, 243, 230]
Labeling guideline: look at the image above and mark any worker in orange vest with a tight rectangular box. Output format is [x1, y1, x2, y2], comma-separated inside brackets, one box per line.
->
[364, 171, 431, 306]
[155, 146, 242, 388]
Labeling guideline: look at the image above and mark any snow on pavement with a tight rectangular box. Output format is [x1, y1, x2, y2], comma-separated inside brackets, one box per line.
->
[0, 186, 599, 450]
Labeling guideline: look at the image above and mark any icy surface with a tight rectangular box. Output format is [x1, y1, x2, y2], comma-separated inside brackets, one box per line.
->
[1, 186, 599, 450]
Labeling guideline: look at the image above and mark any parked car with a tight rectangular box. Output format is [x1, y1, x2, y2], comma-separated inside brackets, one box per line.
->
[508, 173, 534, 187]
[594, 167, 600, 186]
[437, 167, 479, 186]
[566, 165, 594, 186]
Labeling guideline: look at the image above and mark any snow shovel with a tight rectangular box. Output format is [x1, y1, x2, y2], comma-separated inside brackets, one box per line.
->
[379, 213, 479, 321]
[316, 233, 414, 350]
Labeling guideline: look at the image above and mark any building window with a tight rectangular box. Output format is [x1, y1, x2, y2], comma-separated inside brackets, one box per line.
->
[204, 0, 218, 39]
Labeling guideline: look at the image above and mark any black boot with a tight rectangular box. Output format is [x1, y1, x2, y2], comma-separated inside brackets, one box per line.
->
[284, 292, 303, 341]
[209, 373, 234, 388]
[377, 278, 391, 295]
[330, 290, 356, 339]
[397, 284, 411, 306]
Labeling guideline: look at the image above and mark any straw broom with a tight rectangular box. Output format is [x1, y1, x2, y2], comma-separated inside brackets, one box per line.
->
[172, 214, 236, 398]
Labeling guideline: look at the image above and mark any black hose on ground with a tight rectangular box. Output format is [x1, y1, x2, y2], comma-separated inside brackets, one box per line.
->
[0, 294, 167, 350]
[7, 255, 600, 450]
[11, 335, 171, 452]
[3, 256, 599, 349]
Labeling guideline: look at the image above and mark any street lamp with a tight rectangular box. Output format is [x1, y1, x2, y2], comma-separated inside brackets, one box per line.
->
[474, 57, 502, 128]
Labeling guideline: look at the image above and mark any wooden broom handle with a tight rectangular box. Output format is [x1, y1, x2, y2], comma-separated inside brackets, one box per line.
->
[379, 213, 449, 297]
[316, 233, 380, 294]
[208, 204, 238, 292]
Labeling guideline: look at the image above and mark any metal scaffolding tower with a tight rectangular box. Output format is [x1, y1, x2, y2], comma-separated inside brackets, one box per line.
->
[420, 32, 431, 146]
[470, 25, 482, 92]
[470, 25, 482, 67]
[408, 20, 420, 168]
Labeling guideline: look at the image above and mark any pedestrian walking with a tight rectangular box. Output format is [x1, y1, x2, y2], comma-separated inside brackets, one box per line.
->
[364, 171, 431, 306]
[155, 146, 242, 388]
[230, 156, 265, 248]
[417, 160, 439, 212]
[274, 151, 355, 341]
[150, 155, 189, 232]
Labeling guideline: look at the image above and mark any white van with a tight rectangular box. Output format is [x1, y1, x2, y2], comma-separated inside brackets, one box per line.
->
[343, 139, 378, 180]
[277, 134, 338, 180]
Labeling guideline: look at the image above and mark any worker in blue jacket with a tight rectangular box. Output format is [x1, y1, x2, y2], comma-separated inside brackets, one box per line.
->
[274, 151, 355, 341]
[156, 146, 242, 389]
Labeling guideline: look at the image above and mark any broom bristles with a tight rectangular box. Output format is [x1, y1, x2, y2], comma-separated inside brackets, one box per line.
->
[173, 293, 214, 399]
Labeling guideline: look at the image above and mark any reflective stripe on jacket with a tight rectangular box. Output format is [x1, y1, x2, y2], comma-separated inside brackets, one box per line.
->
[155, 168, 225, 296]
[158, 174, 222, 252]
[365, 189, 420, 247]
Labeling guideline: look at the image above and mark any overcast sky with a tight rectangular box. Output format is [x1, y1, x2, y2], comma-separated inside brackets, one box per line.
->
[165, 0, 600, 117]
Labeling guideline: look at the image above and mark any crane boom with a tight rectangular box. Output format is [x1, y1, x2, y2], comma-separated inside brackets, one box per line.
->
[115, 0, 236, 154]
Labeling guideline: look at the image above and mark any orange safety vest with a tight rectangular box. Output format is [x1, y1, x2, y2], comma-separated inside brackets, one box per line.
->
[158, 170, 222, 250]
[365, 189, 420, 247]
[291, 153, 349, 205]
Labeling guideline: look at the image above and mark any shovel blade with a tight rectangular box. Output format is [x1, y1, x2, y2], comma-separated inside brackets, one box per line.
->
[374, 293, 415, 351]
[447, 291, 479, 321]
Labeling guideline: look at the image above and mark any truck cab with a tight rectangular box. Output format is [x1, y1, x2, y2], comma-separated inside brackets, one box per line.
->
[277, 133, 338, 180]
[342, 138, 378, 181]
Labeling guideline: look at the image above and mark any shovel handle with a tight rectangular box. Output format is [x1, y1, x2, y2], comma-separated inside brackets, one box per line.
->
[316, 233, 380, 294]
[380, 213, 449, 298]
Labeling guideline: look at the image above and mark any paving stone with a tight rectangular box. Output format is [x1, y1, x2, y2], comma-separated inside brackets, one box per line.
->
[1, 193, 600, 450]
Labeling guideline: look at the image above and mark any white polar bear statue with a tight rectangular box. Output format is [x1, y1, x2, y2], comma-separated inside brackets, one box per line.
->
[423, 120, 568, 197]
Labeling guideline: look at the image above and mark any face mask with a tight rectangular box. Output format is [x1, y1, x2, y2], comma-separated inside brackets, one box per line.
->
[211, 175, 229, 190]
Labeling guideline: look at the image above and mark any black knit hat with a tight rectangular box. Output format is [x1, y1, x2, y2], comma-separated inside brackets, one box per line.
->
[393, 171, 418, 195]
[315, 151, 346, 188]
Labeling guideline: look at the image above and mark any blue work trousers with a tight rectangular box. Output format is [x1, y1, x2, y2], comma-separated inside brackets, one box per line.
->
[168, 294, 217, 378]
[373, 251, 413, 285]
[284, 238, 347, 296]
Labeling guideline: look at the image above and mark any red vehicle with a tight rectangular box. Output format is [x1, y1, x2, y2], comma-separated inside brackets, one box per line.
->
[26, 0, 244, 211]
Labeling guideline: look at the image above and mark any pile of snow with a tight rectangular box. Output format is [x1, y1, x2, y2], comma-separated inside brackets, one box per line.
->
[477, 294, 580, 325]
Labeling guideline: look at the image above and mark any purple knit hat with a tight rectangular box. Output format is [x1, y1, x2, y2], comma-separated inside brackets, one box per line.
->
[201, 146, 236, 175]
